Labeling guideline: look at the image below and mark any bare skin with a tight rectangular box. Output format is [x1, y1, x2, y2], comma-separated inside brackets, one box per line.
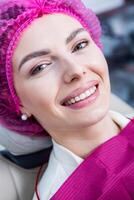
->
[13, 14, 120, 158]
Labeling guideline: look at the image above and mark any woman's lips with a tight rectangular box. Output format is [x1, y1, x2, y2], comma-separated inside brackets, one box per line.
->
[61, 80, 99, 107]
[67, 85, 99, 109]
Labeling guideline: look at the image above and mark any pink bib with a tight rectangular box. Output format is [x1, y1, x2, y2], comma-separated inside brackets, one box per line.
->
[51, 120, 134, 200]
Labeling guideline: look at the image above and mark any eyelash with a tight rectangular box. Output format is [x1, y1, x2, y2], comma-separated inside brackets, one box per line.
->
[30, 63, 51, 76]
[29, 40, 89, 76]
[72, 40, 89, 53]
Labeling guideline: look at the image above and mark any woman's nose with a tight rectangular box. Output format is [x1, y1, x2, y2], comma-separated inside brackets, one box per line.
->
[62, 57, 87, 84]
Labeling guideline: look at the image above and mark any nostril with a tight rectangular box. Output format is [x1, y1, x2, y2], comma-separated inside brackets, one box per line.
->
[64, 73, 80, 84]
[71, 76, 79, 82]
[63, 65, 87, 83]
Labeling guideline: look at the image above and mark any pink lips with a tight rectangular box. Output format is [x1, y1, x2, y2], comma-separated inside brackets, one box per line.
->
[69, 87, 99, 109]
[61, 80, 99, 106]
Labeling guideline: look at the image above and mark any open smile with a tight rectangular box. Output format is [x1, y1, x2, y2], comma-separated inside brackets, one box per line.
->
[61, 81, 99, 109]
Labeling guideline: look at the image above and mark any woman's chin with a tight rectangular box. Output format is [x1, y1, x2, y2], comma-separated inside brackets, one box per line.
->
[69, 107, 110, 129]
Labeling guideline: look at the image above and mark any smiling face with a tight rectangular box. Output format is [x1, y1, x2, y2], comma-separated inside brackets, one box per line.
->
[12, 13, 110, 138]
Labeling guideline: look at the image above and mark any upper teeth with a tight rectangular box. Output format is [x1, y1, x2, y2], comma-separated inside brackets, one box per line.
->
[65, 86, 97, 106]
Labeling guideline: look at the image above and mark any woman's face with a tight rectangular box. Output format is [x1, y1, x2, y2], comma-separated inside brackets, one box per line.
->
[13, 14, 110, 136]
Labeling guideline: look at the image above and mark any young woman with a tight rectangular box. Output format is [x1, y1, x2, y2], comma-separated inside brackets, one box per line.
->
[0, 0, 134, 199]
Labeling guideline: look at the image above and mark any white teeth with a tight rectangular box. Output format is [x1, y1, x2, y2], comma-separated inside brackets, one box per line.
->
[90, 86, 96, 94]
[75, 96, 80, 102]
[79, 93, 86, 100]
[65, 86, 97, 106]
[85, 90, 91, 97]
[70, 99, 75, 104]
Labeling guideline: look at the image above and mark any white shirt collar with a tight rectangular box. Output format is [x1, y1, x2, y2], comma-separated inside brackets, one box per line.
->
[52, 139, 83, 175]
[109, 110, 130, 129]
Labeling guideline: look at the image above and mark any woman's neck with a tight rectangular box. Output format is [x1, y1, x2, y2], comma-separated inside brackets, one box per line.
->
[53, 114, 121, 159]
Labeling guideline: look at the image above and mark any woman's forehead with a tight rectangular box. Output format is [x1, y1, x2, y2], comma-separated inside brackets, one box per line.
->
[19, 13, 83, 44]
[13, 13, 85, 63]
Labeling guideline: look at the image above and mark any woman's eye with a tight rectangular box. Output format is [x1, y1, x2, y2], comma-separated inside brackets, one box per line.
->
[30, 63, 51, 76]
[72, 40, 89, 53]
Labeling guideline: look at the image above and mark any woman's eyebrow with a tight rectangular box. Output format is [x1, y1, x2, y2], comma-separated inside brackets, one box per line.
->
[18, 49, 51, 71]
[18, 28, 86, 71]
[66, 28, 86, 44]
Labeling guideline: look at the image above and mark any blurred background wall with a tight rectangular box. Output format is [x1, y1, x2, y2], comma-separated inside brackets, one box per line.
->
[83, 0, 125, 13]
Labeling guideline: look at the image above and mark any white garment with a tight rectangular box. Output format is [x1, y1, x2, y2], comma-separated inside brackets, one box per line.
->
[32, 111, 130, 200]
